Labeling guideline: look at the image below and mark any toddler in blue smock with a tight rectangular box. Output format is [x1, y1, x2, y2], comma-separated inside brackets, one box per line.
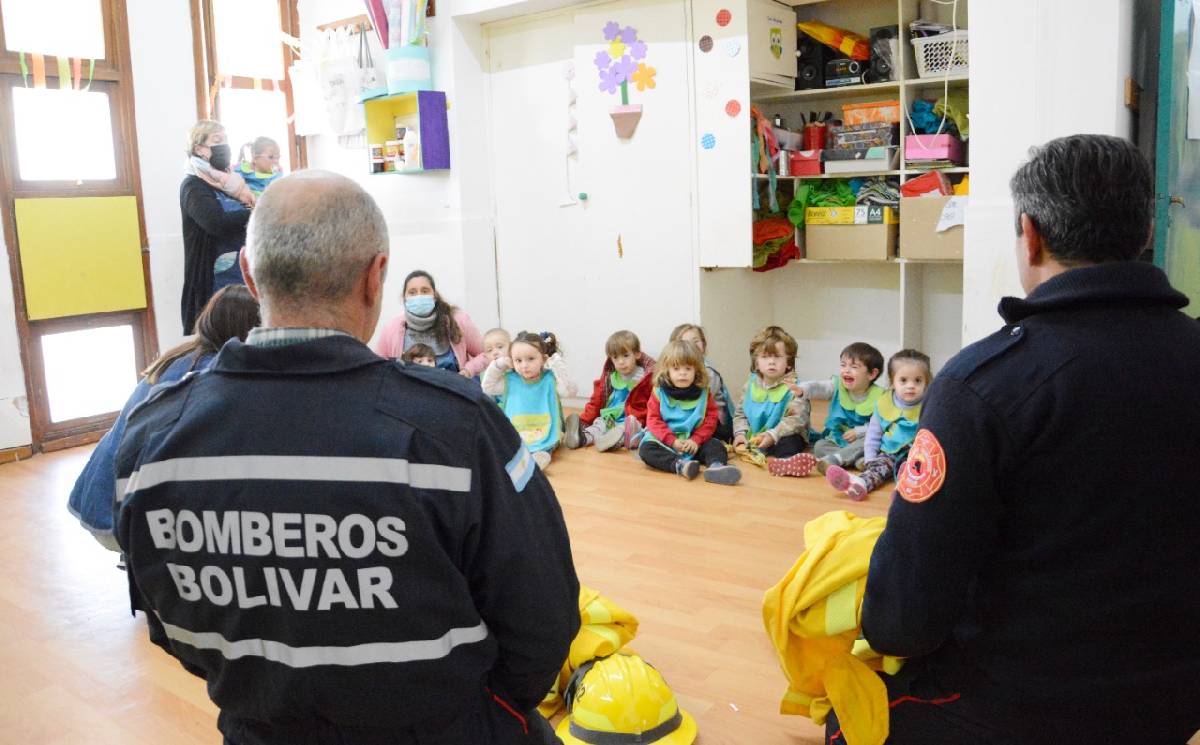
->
[481, 331, 577, 471]
[237, 136, 282, 195]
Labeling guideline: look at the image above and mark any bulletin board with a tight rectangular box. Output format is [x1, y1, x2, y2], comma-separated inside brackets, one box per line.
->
[15, 196, 146, 320]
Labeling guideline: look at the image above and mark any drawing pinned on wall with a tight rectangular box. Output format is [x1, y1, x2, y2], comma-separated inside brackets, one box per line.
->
[596, 21, 654, 139]
[701, 133, 716, 150]
[698, 35, 714, 53]
[725, 100, 741, 117]
[716, 8, 732, 27]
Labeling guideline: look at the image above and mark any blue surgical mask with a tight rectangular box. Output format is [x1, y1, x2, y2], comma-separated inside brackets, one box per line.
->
[405, 295, 436, 316]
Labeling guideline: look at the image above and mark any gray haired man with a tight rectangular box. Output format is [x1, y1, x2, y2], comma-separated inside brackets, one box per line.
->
[116, 171, 579, 745]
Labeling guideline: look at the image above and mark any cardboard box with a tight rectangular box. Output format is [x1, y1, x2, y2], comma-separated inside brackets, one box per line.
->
[823, 146, 899, 174]
[805, 205, 898, 261]
[789, 149, 822, 176]
[899, 196, 966, 260]
[830, 123, 899, 150]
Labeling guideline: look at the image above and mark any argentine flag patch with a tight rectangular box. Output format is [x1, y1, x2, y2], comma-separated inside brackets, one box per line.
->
[505, 443, 535, 493]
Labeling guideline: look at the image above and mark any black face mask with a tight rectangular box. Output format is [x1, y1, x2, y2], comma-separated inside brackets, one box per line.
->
[207, 143, 231, 171]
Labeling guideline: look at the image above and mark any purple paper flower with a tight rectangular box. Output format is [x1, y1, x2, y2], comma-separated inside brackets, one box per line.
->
[598, 66, 623, 94]
[619, 26, 638, 44]
[629, 39, 648, 60]
[594, 50, 612, 70]
[612, 55, 637, 80]
[603, 21, 621, 41]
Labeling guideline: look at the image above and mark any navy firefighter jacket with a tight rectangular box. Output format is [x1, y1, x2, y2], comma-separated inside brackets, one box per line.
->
[115, 334, 580, 744]
[862, 262, 1200, 738]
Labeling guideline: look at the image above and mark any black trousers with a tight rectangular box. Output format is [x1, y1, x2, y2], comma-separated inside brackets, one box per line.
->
[639, 437, 727, 472]
[762, 433, 808, 459]
[825, 657, 1200, 745]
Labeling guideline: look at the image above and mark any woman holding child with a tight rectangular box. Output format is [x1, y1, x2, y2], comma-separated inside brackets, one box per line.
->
[179, 119, 254, 334]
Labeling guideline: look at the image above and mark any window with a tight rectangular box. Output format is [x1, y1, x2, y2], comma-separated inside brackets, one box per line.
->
[13, 87, 116, 181]
[193, 0, 306, 172]
[0, 0, 155, 451]
[41, 324, 136, 423]
[1, 0, 105, 59]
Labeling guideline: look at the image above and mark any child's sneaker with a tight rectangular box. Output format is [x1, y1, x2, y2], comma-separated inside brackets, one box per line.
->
[826, 465, 868, 501]
[675, 458, 700, 480]
[533, 451, 552, 470]
[767, 452, 818, 477]
[703, 463, 742, 485]
[623, 417, 644, 450]
[596, 423, 625, 452]
[563, 414, 585, 449]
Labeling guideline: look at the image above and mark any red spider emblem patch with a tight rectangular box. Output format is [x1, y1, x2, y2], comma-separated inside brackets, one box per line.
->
[897, 429, 946, 503]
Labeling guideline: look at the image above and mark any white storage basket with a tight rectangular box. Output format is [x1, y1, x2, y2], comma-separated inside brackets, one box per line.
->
[911, 30, 969, 78]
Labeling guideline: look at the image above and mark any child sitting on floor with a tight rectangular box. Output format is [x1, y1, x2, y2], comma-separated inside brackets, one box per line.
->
[481, 327, 511, 364]
[731, 326, 812, 467]
[237, 136, 283, 195]
[827, 349, 931, 501]
[639, 340, 741, 485]
[401, 343, 436, 367]
[565, 329, 656, 452]
[770, 342, 886, 477]
[670, 324, 735, 442]
[482, 331, 577, 470]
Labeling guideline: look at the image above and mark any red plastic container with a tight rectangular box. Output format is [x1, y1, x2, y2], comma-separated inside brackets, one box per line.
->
[789, 149, 823, 176]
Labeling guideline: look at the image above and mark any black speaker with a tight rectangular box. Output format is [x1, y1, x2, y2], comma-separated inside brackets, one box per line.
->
[796, 32, 828, 90]
[866, 25, 899, 83]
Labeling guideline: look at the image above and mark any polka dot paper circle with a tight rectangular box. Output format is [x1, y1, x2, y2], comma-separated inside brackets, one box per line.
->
[725, 100, 741, 117]
[699, 35, 713, 53]
[716, 9, 731, 26]
[701, 133, 716, 150]
[726, 39, 741, 57]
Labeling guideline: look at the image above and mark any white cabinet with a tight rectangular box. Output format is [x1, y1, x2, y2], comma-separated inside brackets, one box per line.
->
[748, 0, 798, 89]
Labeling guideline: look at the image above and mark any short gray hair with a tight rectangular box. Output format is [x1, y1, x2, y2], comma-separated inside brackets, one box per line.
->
[245, 171, 388, 308]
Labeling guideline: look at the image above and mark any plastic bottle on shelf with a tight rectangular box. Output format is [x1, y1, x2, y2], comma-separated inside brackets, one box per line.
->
[402, 127, 420, 171]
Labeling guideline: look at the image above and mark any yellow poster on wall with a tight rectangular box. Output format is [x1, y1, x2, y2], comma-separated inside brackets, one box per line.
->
[15, 196, 146, 321]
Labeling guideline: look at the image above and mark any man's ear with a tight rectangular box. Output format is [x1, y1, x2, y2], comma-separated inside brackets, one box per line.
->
[366, 253, 388, 305]
[239, 248, 260, 299]
[1019, 213, 1046, 268]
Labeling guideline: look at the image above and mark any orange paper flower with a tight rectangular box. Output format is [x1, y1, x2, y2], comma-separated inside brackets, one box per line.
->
[631, 62, 656, 92]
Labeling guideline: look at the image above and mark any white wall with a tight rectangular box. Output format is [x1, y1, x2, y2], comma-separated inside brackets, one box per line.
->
[0, 230, 30, 449]
[299, 0, 501, 345]
[128, 0, 202, 353]
[964, 0, 1135, 343]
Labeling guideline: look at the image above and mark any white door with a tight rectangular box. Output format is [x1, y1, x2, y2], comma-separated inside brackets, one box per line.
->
[485, 0, 698, 393]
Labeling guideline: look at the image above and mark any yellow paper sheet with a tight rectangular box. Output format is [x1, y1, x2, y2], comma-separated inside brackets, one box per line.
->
[16, 196, 146, 320]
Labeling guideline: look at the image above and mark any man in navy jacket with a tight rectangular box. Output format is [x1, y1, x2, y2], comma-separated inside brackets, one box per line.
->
[116, 171, 579, 745]
[829, 135, 1200, 743]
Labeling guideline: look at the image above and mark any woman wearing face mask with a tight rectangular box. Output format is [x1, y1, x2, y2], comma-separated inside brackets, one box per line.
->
[179, 120, 255, 334]
[372, 270, 489, 377]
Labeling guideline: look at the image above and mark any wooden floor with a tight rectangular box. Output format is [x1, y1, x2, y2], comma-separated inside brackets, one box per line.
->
[0, 422, 890, 745]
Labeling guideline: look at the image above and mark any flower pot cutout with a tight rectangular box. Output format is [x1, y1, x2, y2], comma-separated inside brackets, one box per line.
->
[610, 104, 643, 139]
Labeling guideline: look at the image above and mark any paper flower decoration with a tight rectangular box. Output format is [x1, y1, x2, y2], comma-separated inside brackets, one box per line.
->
[594, 22, 652, 106]
[631, 63, 656, 92]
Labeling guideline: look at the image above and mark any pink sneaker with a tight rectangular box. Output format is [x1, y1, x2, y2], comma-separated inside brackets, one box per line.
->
[623, 417, 644, 450]
[827, 465, 868, 501]
[767, 452, 818, 477]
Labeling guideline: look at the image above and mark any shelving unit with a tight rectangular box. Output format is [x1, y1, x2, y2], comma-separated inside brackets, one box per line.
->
[735, 0, 970, 377]
[360, 90, 451, 173]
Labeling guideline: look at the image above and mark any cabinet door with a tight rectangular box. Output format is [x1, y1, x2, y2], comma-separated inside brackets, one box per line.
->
[486, 0, 699, 383]
[1155, 0, 1200, 312]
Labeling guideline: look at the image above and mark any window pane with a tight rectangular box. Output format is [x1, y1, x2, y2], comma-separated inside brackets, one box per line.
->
[218, 88, 291, 171]
[2, 0, 105, 58]
[13, 87, 116, 181]
[212, 0, 283, 80]
[42, 324, 137, 423]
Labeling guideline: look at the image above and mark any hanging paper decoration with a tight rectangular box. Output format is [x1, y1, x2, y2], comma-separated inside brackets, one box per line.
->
[596, 21, 654, 139]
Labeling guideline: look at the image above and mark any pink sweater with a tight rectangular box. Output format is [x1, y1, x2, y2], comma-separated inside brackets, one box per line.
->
[372, 309, 490, 376]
